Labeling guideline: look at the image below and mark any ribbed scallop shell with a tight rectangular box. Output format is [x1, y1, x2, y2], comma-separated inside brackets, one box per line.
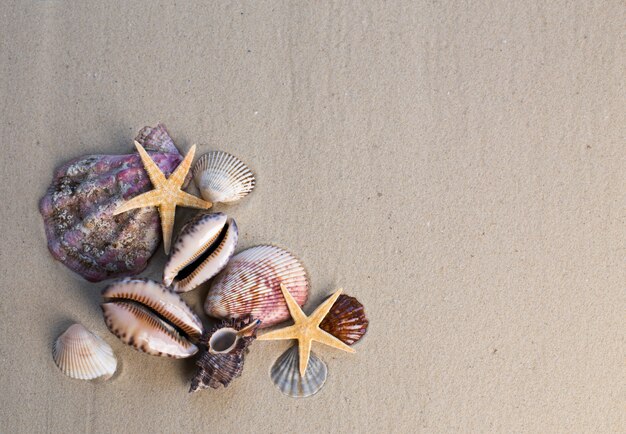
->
[163, 212, 238, 293]
[102, 278, 203, 339]
[101, 301, 198, 358]
[204, 246, 309, 328]
[190, 317, 259, 392]
[319, 294, 369, 346]
[192, 151, 255, 204]
[270, 345, 327, 398]
[52, 324, 117, 381]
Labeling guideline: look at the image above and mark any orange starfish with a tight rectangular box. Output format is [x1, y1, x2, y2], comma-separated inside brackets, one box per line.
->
[258, 284, 355, 376]
[114, 142, 212, 254]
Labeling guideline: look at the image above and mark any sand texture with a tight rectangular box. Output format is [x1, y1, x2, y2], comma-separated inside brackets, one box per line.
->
[1, 1, 624, 433]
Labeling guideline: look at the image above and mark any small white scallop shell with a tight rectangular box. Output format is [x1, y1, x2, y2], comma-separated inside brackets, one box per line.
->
[52, 324, 117, 381]
[270, 345, 327, 398]
[204, 245, 309, 328]
[192, 151, 255, 204]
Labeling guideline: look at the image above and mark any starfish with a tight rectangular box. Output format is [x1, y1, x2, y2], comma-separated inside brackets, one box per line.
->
[258, 284, 355, 376]
[114, 141, 212, 254]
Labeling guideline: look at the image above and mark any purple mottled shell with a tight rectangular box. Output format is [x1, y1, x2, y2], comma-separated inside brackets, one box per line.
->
[39, 124, 185, 282]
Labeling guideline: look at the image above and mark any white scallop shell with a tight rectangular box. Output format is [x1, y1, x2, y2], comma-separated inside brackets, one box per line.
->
[270, 345, 327, 398]
[204, 245, 309, 328]
[192, 151, 255, 204]
[52, 324, 117, 381]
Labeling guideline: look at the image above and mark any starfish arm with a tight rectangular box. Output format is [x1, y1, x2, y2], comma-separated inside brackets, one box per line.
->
[168, 144, 196, 187]
[134, 141, 166, 187]
[313, 328, 356, 353]
[279, 283, 307, 323]
[113, 190, 163, 215]
[309, 288, 344, 324]
[298, 337, 313, 377]
[257, 325, 298, 341]
[176, 190, 212, 209]
[158, 203, 176, 254]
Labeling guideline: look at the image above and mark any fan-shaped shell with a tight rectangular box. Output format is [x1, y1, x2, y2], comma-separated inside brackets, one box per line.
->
[163, 212, 238, 293]
[101, 301, 198, 358]
[319, 294, 369, 346]
[270, 345, 327, 398]
[192, 151, 255, 204]
[204, 246, 309, 328]
[190, 317, 260, 392]
[102, 278, 203, 338]
[52, 324, 117, 380]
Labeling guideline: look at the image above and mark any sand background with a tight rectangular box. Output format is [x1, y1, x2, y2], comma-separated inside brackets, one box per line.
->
[1, 1, 624, 433]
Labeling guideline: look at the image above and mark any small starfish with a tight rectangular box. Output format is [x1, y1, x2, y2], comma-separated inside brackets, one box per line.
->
[114, 141, 212, 254]
[258, 284, 355, 376]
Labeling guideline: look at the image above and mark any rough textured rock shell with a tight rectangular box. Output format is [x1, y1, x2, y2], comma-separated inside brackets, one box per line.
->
[319, 294, 369, 345]
[52, 324, 117, 381]
[39, 123, 186, 282]
[190, 317, 259, 392]
[270, 345, 327, 398]
[204, 245, 309, 328]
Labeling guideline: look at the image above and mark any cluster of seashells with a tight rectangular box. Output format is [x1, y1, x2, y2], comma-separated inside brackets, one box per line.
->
[49, 125, 368, 398]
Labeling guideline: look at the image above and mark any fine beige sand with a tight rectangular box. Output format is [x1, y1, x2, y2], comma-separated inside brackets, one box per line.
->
[1, 1, 624, 433]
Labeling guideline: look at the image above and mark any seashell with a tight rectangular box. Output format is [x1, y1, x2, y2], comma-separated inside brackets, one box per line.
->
[270, 345, 327, 398]
[39, 123, 188, 282]
[163, 212, 238, 293]
[52, 323, 117, 381]
[204, 245, 309, 328]
[101, 278, 202, 358]
[102, 278, 203, 338]
[319, 294, 369, 346]
[190, 317, 260, 392]
[192, 151, 255, 204]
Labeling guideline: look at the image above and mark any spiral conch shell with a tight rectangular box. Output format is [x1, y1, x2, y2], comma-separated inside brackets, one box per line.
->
[192, 151, 255, 204]
[101, 278, 202, 358]
[190, 317, 260, 392]
[204, 245, 309, 328]
[52, 324, 117, 381]
[163, 212, 238, 293]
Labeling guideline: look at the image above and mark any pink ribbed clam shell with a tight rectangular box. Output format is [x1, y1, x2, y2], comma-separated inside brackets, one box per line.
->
[204, 246, 309, 328]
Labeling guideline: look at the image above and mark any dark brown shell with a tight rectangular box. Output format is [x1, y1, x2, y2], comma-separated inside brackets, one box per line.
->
[189, 317, 259, 392]
[319, 294, 368, 345]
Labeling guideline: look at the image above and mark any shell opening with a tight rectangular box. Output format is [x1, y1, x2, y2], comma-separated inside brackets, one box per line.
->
[175, 222, 231, 284]
[103, 298, 190, 342]
[208, 328, 239, 353]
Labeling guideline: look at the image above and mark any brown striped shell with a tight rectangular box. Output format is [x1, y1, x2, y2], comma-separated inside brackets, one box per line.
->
[319, 294, 368, 345]
[204, 245, 309, 328]
[163, 212, 238, 293]
[190, 317, 260, 392]
[101, 278, 202, 358]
